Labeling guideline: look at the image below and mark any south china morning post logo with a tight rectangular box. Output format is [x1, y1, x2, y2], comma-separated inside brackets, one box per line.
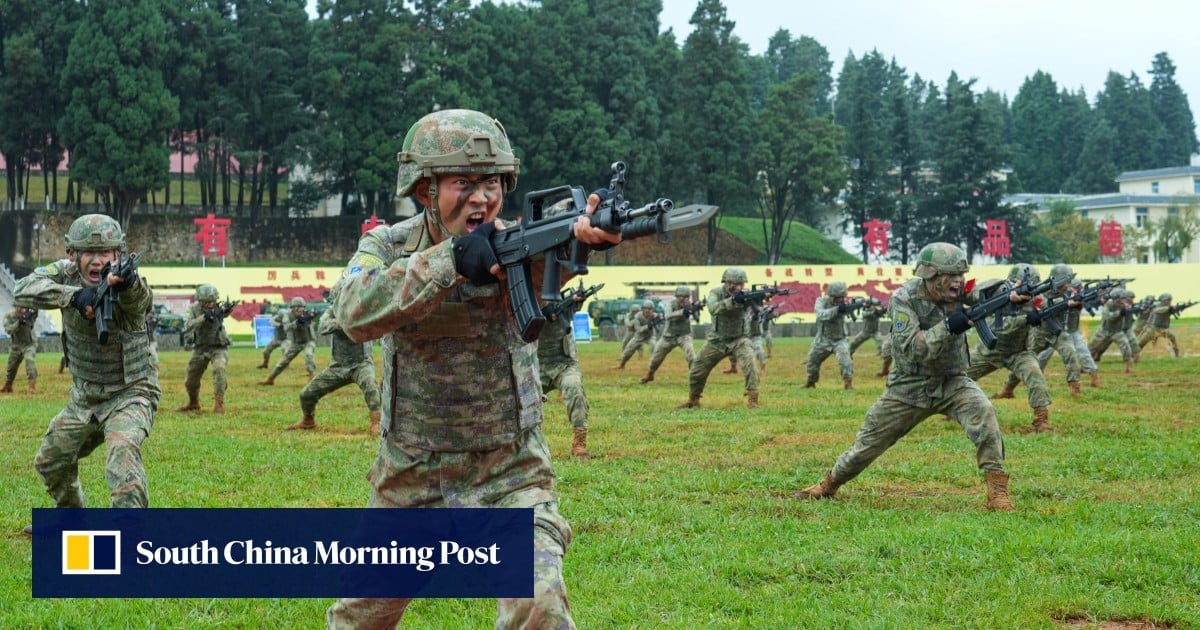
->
[61, 530, 121, 575]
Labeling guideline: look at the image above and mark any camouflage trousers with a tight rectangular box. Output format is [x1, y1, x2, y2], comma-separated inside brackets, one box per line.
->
[327, 428, 574, 630]
[646, 334, 696, 373]
[967, 349, 1050, 409]
[540, 359, 588, 429]
[750, 335, 766, 366]
[272, 340, 316, 378]
[805, 337, 853, 382]
[1008, 332, 1081, 388]
[5, 343, 37, 381]
[1136, 327, 1178, 357]
[619, 333, 653, 365]
[262, 335, 284, 363]
[35, 391, 156, 508]
[688, 337, 759, 397]
[300, 361, 381, 416]
[1067, 331, 1098, 373]
[848, 329, 884, 356]
[1089, 328, 1134, 362]
[184, 347, 229, 397]
[828, 374, 1006, 484]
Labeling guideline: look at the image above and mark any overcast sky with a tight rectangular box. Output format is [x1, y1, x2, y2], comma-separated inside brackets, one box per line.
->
[660, 0, 1200, 145]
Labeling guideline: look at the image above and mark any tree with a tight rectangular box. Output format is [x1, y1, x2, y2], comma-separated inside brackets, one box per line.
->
[1032, 199, 1100, 263]
[1148, 52, 1198, 166]
[835, 50, 896, 261]
[1094, 71, 1162, 172]
[1011, 71, 1070, 193]
[1065, 117, 1119, 193]
[1151, 202, 1200, 263]
[59, 0, 179, 228]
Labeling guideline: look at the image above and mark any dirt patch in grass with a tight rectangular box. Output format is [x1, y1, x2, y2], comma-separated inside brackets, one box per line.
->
[1059, 615, 1175, 629]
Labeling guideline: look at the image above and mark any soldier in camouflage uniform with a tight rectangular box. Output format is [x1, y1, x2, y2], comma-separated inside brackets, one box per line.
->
[848, 298, 887, 357]
[256, 308, 287, 369]
[1121, 289, 1142, 364]
[1065, 279, 1101, 387]
[616, 300, 656, 369]
[964, 263, 1054, 433]
[259, 297, 316, 385]
[14, 214, 160, 533]
[795, 242, 1017, 511]
[325, 109, 620, 628]
[805, 281, 856, 390]
[1136, 293, 1180, 357]
[176, 284, 233, 414]
[3, 306, 39, 394]
[678, 267, 760, 409]
[640, 285, 697, 384]
[619, 305, 642, 358]
[287, 308, 381, 434]
[1089, 288, 1137, 374]
[537, 297, 592, 458]
[997, 263, 1083, 399]
[748, 303, 767, 375]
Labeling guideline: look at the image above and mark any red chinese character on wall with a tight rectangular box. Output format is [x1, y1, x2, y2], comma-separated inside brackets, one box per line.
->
[267, 270, 277, 281]
[193, 213, 231, 257]
[291, 270, 301, 281]
[785, 268, 794, 277]
[1098, 220, 1123, 256]
[764, 268, 774, 278]
[315, 270, 326, 280]
[361, 214, 387, 235]
[981, 219, 1011, 257]
[862, 219, 891, 256]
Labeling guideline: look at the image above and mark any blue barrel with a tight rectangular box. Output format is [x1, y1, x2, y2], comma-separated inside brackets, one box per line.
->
[572, 312, 592, 343]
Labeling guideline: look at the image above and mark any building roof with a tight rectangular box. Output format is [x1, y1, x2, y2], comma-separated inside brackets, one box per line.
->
[1113, 165, 1200, 182]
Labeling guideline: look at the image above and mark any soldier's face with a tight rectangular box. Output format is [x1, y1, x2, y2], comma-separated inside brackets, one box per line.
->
[420, 174, 504, 238]
[725, 281, 745, 294]
[71, 249, 119, 287]
[928, 273, 965, 303]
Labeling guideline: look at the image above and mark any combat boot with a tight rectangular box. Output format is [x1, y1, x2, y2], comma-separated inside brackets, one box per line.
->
[803, 376, 817, 389]
[1132, 350, 1141, 364]
[1068, 381, 1081, 397]
[287, 414, 316, 430]
[368, 410, 381, 435]
[991, 382, 1016, 399]
[875, 357, 892, 377]
[212, 395, 225, 414]
[722, 364, 738, 374]
[1124, 360, 1133, 374]
[746, 390, 759, 409]
[28, 378, 37, 394]
[571, 427, 590, 458]
[794, 471, 841, 500]
[639, 371, 655, 384]
[1089, 371, 1100, 388]
[1032, 406, 1052, 433]
[0, 378, 12, 393]
[176, 392, 202, 412]
[676, 393, 701, 409]
[843, 377, 853, 391]
[256, 358, 269, 369]
[258, 374, 276, 386]
[615, 360, 626, 370]
[58, 358, 66, 374]
[984, 471, 1015, 511]
[758, 361, 767, 377]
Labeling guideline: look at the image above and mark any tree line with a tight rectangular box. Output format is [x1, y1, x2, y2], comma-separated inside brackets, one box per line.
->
[1, 0, 1196, 264]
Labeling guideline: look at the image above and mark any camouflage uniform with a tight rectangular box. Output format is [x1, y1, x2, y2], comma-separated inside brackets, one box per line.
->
[1089, 289, 1136, 371]
[681, 268, 759, 408]
[3, 307, 38, 393]
[263, 298, 316, 383]
[290, 310, 381, 432]
[178, 284, 231, 413]
[617, 303, 655, 368]
[258, 310, 287, 368]
[1003, 264, 1082, 396]
[805, 283, 854, 389]
[537, 314, 591, 456]
[641, 290, 697, 382]
[1136, 294, 1179, 357]
[848, 300, 887, 356]
[795, 243, 1013, 511]
[748, 305, 767, 370]
[14, 215, 159, 511]
[326, 109, 574, 629]
[619, 306, 641, 356]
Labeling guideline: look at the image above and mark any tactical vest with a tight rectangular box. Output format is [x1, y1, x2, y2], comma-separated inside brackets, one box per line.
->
[813, 297, 847, 341]
[891, 279, 969, 376]
[664, 298, 692, 337]
[188, 304, 231, 349]
[63, 299, 155, 386]
[330, 328, 368, 365]
[1100, 303, 1124, 333]
[707, 287, 749, 341]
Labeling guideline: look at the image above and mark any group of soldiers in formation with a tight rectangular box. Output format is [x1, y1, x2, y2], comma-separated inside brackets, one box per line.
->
[4, 108, 1193, 628]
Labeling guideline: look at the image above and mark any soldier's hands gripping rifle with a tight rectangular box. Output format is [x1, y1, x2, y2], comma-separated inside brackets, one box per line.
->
[91, 252, 142, 344]
[1079, 277, 1134, 315]
[466, 161, 716, 342]
[683, 298, 707, 323]
[295, 309, 316, 327]
[1171, 300, 1197, 318]
[945, 270, 1054, 349]
[733, 282, 796, 307]
[1032, 278, 1124, 335]
[837, 297, 868, 320]
[541, 281, 604, 322]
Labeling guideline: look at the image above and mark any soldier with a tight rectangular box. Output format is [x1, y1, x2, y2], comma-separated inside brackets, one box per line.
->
[259, 297, 316, 385]
[640, 285, 697, 384]
[762, 304, 780, 359]
[256, 307, 287, 369]
[616, 300, 657, 369]
[804, 281, 855, 390]
[619, 304, 641, 358]
[1136, 293, 1180, 357]
[1066, 279, 1101, 387]
[176, 284, 233, 414]
[325, 108, 619, 627]
[965, 263, 1054, 433]
[3, 306, 39, 394]
[678, 267, 760, 409]
[537, 295, 592, 457]
[794, 242, 1018, 511]
[287, 308, 381, 434]
[14, 214, 159, 534]
[848, 297, 887, 357]
[1121, 289, 1142, 364]
[1089, 288, 1137, 374]
[997, 263, 1083, 398]
[748, 303, 767, 375]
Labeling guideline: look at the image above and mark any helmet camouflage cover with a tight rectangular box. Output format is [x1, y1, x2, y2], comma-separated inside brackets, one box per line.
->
[395, 109, 520, 198]
[675, 285, 691, 297]
[827, 281, 848, 298]
[1049, 263, 1075, 289]
[1007, 263, 1040, 285]
[913, 243, 969, 280]
[66, 214, 125, 251]
[1160, 293, 1172, 302]
[195, 284, 220, 302]
[290, 297, 307, 308]
[721, 267, 748, 284]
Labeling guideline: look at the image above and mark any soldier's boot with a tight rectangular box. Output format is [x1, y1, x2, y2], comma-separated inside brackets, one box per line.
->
[58, 358, 66, 374]
[368, 410, 381, 435]
[1132, 350, 1141, 364]
[758, 361, 767, 376]
[1031, 406, 1052, 433]
[1089, 371, 1101, 388]
[571, 427, 590, 458]
[843, 377, 853, 391]
[0, 378, 13, 393]
[803, 376, 817, 389]
[212, 395, 225, 414]
[287, 414, 317, 431]
[23, 524, 33, 536]
[676, 393, 701, 409]
[27, 378, 37, 394]
[615, 360, 626, 370]
[794, 471, 841, 500]
[746, 390, 759, 409]
[176, 392, 202, 412]
[256, 358, 269, 369]
[984, 471, 1015, 511]
[875, 357, 892, 377]
[722, 364, 738, 374]
[639, 371, 655, 384]
[258, 374, 276, 386]
[1124, 359, 1133, 374]
[1068, 381, 1081, 397]
[991, 382, 1017, 399]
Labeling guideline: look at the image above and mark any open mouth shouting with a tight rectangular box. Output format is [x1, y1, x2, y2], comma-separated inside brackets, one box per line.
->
[465, 211, 486, 233]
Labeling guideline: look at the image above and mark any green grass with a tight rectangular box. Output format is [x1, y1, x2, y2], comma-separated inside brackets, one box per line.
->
[719, 216, 861, 264]
[3, 329, 1199, 627]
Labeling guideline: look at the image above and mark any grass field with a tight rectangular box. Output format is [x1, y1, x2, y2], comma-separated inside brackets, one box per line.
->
[3, 328, 1199, 628]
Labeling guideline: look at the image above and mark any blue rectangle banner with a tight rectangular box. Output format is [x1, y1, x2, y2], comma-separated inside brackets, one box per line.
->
[32, 508, 534, 598]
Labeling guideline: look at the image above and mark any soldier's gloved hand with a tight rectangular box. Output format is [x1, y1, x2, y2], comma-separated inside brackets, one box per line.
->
[732, 291, 748, 305]
[1120, 307, 1132, 315]
[452, 222, 500, 285]
[945, 306, 972, 335]
[203, 310, 215, 323]
[70, 287, 98, 318]
[837, 303, 851, 314]
[111, 265, 139, 292]
[1026, 309, 1043, 327]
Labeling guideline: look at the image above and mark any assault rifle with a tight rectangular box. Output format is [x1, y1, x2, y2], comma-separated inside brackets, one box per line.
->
[840, 297, 869, 321]
[1171, 300, 1197, 318]
[204, 299, 241, 324]
[1130, 296, 1156, 315]
[684, 298, 707, 323]
[1079, 277, 1133, 315]
[953, 270, 1054, 350]
[541, 281, 604, 322]
[1031, 278, 1124, 335]
[92, 252, 142, 344]
[295, 309, 316, 327]
[491, 161, 716, 342]
[734, 282, 795, 306]
[759, 303, 786, 324]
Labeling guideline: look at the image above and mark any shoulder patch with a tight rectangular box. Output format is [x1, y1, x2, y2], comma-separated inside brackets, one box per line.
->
[894, 312, 910, 331]
[344, 254, 384, 277]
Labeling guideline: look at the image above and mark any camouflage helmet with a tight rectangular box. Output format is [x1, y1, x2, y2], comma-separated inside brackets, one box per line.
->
[629, 305, 639, 313]
[675, 285, 691, 297]
[913, 243, 969, 280]
[827, 281, 848, 298]
[195, 284, 219, 302]
[290, 297, 307, 308]
[1160, 293, 1172, 302]
[395, 109, 520, 198]
[1006, 263, 1040, 285]
[641, 300, 654, 309]
[1049, 263, 1075, 289]
[721, 267, 748, 284]
[66, 214, 125, 251]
